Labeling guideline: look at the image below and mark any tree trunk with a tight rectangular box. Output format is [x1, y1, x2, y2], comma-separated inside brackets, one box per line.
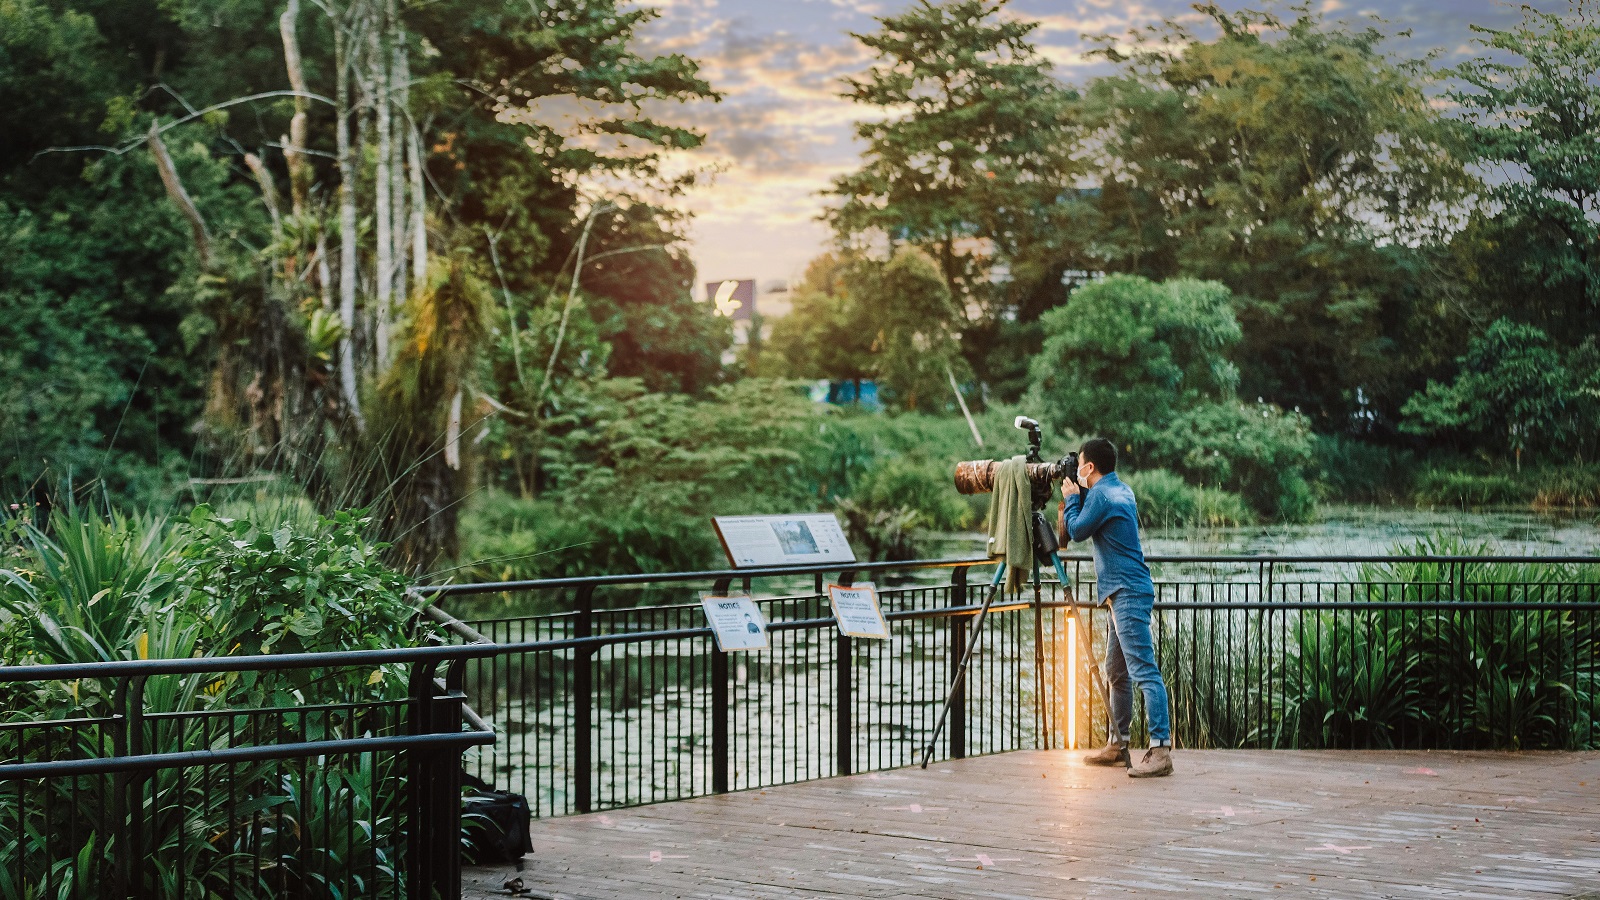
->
[372, 16, 394, 371]
[334, 19, 364, 428]
[408, 121, 427, 292]
[391, 26, 410, 314]
[279, 0, 310, 218]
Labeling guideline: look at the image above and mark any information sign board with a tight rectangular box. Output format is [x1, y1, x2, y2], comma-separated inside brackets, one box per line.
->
[712, 514, 855, 568]
[699, 594, 769, 652]
[826, 582, 890, 640]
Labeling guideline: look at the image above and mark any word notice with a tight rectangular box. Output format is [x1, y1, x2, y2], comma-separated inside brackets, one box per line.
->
[699, 594, 769, 652]
[827, 582, 890, 640]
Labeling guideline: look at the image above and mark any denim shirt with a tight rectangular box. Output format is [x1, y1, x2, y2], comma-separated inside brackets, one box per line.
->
[1062, 472, 1154, 602]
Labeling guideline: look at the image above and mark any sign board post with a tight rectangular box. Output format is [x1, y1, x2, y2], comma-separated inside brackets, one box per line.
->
[713, 514, 855, 569]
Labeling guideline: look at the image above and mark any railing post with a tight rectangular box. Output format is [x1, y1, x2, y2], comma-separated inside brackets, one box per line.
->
[1032, 563, 1047, 750]
[949, 566, 968, 760]
[438, 661, 469, 898]
[836, 569, 855, 776]
[573, 585, 594, 814]
[407, 659, 471, 900]
[712, 646, 730, 793]
[708, 576, 733, 794]
[109, 676, 138, 897]
[406, 660, 438, 900]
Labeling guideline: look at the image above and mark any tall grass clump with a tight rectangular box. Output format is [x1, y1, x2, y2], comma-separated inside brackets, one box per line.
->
[1530, 464, 1600, 508]
[1413, 468, 1529, 507]
[1273, 534, 1600, 750]
[1122, 469, 1252, 529]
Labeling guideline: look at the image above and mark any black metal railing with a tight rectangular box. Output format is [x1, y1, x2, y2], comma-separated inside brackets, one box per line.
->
[424, 554, 1600, 819]
[4, 554, 1592, 894]
[0, 644, 497, 900]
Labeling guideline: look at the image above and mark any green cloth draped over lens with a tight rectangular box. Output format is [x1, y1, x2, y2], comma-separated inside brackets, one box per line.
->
[985, 456, 1032, 593]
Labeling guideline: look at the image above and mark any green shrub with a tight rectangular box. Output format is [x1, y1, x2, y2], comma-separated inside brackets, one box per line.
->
[0, 507, 181, 669]
[1413, 468, 1529, 507]
[174, 506, 417, 659]
[1311, 434, 1418, 503]
[0, 504, 425, 896]
[452, 489, 723, 586]
[1273, 607, 1417, 749]
[834, 498, 924, 562]
[1121, 469, 1252, 528]
[0, 505, 422, 694]
[1147, 401, 1318, 522]
[852, 456, 971, 532]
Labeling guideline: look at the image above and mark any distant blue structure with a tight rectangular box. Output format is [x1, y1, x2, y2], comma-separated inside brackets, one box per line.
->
[818, 379, 881, 410]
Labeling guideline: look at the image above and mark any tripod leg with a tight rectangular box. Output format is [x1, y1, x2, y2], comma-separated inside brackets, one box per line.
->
[920, 563, 1006, 769]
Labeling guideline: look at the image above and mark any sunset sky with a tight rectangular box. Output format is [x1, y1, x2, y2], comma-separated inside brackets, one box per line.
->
[631, 0, 1525, 296]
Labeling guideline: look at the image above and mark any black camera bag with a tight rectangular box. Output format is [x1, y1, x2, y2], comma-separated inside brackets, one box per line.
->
[461, 770, 533, 865]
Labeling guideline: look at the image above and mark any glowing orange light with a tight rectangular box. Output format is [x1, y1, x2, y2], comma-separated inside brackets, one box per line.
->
[1066, 615, 1078, 750]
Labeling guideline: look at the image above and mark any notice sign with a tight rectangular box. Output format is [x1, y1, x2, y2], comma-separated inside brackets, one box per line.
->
[827, 582, 890, 640]
[712, 514, 856, 568]
[700, 594, 770, 652]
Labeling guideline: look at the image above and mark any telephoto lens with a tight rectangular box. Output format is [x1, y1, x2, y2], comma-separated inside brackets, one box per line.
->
[952, 459, 1069, 494]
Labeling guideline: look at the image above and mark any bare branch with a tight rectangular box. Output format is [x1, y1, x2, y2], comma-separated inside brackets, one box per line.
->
[147, 122, 212, 267]
[37, 91, 334, 161]
[243, 152, 282, 233]
[538, 202, 613, 404]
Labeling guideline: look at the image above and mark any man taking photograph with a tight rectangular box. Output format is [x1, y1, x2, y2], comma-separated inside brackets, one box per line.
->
[1059, 437, 1173, 777]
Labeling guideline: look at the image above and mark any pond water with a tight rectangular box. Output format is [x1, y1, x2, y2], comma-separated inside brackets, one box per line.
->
[937, 504, 1600, 560]
[442, 505, 1597, 620]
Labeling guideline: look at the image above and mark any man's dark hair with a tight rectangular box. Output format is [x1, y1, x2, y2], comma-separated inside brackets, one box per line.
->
[1080, 437, 1117, 474]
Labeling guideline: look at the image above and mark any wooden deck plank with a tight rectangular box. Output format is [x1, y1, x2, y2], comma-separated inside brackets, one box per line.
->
[464, 750, 1600, 899]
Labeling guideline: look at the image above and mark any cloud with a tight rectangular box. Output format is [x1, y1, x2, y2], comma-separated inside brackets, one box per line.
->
[629, 0, 1524, 287]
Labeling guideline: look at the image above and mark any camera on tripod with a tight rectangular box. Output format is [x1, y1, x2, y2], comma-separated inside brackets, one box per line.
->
[920, 414, 1112, 768]
[952, 416, 1083, 498]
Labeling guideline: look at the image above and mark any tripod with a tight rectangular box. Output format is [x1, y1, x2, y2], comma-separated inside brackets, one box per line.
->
[920, 474, 1112, 769]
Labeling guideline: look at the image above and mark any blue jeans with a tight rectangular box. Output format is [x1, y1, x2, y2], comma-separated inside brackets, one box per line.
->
[1102, 589, 1171, 744]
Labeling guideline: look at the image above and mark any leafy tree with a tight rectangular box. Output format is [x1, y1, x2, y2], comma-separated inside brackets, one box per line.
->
[1150, 401, 1317, 522]
[1030, 274, 1315, 519]
[827, 0, 1095, 394]
[576, 204, 730, 395]
[1030, 275, 1241, 444]
[763, 250, 968, 411]
[0, 0, 722, 567]
[0, 0, 217, 501]
[1449, 1, 1600, 337]
[1401, 319, 1598, 467]
[1081, 4, 1471, 425]
[850, 249, 970, 410]
[763, 253, 875, 389]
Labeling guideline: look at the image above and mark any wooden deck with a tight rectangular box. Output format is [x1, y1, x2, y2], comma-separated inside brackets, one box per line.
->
[463, 750, 1600, 899]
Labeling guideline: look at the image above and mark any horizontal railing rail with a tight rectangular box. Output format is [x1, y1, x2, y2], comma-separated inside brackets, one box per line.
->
[431, 553, 1599, 823]
[419, 554, 1600, 595]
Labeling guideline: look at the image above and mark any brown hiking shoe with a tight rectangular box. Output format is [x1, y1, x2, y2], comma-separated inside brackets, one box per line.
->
[1083, 741, 1130, 767]
[1128, 746, 1173, 778]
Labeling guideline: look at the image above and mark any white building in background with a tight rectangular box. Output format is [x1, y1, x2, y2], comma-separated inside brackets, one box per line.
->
[705, 278, 793, 364]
